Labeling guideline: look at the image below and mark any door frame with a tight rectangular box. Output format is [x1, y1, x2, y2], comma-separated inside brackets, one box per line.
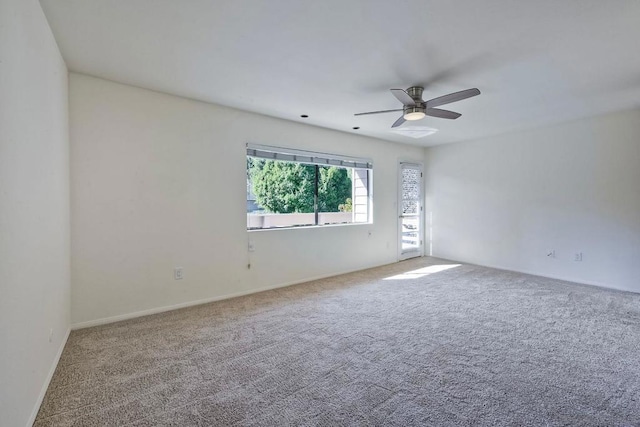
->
[397, 161, 425, 261]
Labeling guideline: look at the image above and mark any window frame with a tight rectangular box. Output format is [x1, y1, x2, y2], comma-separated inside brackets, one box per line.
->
[246, 144, 373, 231]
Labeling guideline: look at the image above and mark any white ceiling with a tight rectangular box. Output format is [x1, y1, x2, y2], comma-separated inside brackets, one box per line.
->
[40, 0, 640, 146]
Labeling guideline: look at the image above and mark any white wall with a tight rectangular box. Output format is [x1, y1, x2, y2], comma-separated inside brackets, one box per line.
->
[0, 0, 70, 425]
[425, 109, 640, 293]
[69, 73, 423, 326]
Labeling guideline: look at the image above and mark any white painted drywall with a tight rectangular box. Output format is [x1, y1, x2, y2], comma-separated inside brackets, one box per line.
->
[425, 109, 640, 293]
[69, 73, 423, 325]
[0, 0, 70, 425]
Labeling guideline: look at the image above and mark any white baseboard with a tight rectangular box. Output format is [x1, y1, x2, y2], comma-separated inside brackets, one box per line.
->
[71, 260, 393, 330]
[488, 263, 632, 293]
[433, 255, 633, 294]
[70, 255, 633, 330]
[27, 327, 71, 427]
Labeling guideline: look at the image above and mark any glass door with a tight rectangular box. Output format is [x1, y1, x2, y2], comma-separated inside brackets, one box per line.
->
[398, 162, 423, 260]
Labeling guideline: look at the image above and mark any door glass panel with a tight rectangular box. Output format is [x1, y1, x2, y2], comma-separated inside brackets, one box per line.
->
[401, 217, 420, 252]
[402, 200, 418, 215]
[402, 168, 421, 200]
[399, 163, 422, 258]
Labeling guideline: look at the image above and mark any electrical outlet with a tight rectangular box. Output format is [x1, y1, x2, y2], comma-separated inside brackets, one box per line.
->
[574, 252, 583, 262]
[174, 267, 184, 280]
[49, 328, 53, 343]
[547, 250, 556, 258]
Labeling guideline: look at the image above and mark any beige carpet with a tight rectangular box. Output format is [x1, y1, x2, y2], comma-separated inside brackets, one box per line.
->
[35, 257, 640, 426]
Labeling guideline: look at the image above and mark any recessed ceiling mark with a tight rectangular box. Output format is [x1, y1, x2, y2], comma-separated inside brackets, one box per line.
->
[390, 126, 439, 139]
[300, 114, 309, 118]
[352, 127, 360, 130]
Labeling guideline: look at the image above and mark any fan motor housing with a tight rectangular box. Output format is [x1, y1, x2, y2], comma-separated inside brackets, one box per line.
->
[404, 104, 426, 116]
[404, 86, 427, 117]
[406, 86, 424, 100]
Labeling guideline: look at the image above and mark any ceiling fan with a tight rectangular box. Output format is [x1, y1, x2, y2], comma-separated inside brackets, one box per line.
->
[355, 86, 480, 128]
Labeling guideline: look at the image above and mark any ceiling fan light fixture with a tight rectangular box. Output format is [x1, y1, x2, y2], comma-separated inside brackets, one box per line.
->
[404, 111, 426, 121]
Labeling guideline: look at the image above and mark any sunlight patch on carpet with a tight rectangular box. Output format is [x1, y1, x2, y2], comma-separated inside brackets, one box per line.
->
[383, 264, 461, 280]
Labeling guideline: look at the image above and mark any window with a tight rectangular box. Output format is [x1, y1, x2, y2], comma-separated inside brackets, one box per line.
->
[247, 144, 372, 230]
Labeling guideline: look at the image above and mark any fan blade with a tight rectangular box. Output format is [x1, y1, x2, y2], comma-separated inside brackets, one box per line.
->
[425, 88, 480, 108]
[391, 116, 406, 128]
[390, 89, 416, 106]
[354, 109, 403, 116]
[424, 108, 461, 120]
